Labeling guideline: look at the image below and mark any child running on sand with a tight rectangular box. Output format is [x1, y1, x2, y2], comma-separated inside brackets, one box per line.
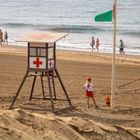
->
[83, 78, 98, 108]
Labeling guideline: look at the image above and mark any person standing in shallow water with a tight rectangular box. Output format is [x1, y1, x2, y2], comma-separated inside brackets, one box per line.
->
[0, 30, 3, 44]
[90, 37, 95, 52]
[4, 31, 8, 45]
[119, 39, 125, 54]
[83, 78, 98, 108]
[96, 38, 100, 52]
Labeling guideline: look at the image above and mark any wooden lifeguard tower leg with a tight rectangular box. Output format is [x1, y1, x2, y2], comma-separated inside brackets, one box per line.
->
[40, 75, 45, 99]
[9, 70, 29, 109]
[29, 75, 37, 101]
[55, 69, 72, 107]
[51, 74, 56, 100]
[47, 73, 55, 112]
[50, 70, 56, 100]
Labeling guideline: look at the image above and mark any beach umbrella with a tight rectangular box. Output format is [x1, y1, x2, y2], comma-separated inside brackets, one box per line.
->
[94, 0, 117, 110]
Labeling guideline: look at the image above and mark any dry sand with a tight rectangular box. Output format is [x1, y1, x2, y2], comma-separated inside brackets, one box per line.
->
[0, 44, 140, 140]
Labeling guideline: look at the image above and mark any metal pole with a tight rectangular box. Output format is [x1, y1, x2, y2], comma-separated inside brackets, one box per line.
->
[111, 0, 117, 110]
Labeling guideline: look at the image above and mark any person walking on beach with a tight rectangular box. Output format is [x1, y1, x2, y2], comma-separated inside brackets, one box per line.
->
[96, 38, 100, 52]
[0, 29, 3, 44]
[3, 31, 8, 45]
[119, 39, 125, 54]
[83, 78, 98, 108]
[90, 37, 95, 52]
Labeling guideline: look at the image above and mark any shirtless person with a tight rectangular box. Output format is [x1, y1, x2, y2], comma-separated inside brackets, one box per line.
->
[0, 30, 3, 44]
[90, 37, 95, 52]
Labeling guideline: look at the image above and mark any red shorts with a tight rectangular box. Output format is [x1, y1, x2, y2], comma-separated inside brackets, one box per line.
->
[86, 91, 94, 97]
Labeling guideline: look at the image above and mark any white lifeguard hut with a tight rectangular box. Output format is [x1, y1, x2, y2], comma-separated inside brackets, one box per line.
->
[9, 32, 72, 112]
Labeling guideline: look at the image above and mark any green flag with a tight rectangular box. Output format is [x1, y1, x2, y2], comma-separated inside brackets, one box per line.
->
[94, 10, 112, 22]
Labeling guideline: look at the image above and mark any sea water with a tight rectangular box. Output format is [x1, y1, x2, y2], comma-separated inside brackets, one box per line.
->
[0, 0, 140, 55]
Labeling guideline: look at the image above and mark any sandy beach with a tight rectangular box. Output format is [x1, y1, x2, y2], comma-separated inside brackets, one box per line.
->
[0, 44, 140, 139]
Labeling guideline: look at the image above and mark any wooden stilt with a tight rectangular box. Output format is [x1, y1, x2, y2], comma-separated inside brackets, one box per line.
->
[51, 71, 56, 100]
[40, 75, 45, 99]
[55, 69, 72, 107]
[47, 73, 55, 112]
[9, 70, 29, 109]
[29, 75, 37, 101]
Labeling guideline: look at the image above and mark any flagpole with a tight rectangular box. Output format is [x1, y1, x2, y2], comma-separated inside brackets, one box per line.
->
[111, 0, 117, 110]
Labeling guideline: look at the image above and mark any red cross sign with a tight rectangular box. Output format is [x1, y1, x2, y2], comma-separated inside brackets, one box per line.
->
[33, 57, 42, 68]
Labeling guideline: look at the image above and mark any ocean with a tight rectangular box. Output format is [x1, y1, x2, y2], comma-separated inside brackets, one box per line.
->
[0, 0, 140, 55]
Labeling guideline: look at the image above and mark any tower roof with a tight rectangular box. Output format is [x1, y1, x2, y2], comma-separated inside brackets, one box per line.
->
[17, 32, 68, 43]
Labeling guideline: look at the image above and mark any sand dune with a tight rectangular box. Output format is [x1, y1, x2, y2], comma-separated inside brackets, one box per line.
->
[0, 109, 140, 140]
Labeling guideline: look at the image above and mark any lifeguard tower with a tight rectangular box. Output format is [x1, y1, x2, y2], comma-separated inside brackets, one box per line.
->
[9, 32, 72, 112]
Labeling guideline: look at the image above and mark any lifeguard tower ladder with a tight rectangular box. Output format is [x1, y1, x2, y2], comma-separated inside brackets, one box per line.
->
[9, 33, 72, 112]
